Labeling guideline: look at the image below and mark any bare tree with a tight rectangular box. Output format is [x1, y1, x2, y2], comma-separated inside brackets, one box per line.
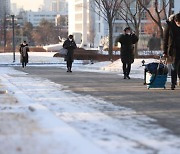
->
[117, 0, 144, 57]
[137, 0, 173, 39]
[89, 10, 96, 47]
[32, 19, 59, 45]
[22, 22, 34, 45]
[93, 0, 123, 60]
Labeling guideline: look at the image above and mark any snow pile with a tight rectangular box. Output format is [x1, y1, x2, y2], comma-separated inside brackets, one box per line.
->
[0, 52, 64, 64]
[0, 52, 169, 80]
[101, 58, 159, 79]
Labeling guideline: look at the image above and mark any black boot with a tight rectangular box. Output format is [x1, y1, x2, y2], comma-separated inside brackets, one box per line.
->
[126, 75, 131, 79]
[67, 67, 70, 72]
[171, 84, 175, 90]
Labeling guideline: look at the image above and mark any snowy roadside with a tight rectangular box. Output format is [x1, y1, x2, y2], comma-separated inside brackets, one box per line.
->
[0, 68, 107, 154]
[0, 52, 177, 154]
[0, 67, 180, 154]
[0, 52, 163, 79]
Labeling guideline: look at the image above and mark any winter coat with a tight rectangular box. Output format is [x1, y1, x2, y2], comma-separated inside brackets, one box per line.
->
[115, 33, 138, 64]
[163, 19, 180, 59]
[63, 39, 77, 62]
[19, 43, 29, 63]
[147, 36, 161, 50]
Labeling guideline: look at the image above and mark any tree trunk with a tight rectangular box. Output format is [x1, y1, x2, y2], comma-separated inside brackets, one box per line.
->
[134, 27, 139, 58]
[159, 25, 164, 40]
[108, 22, 113, 61]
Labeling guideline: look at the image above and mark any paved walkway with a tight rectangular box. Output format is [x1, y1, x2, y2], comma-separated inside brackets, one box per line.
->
[1, 67, 180, 154]
[18, 66, 180, 135]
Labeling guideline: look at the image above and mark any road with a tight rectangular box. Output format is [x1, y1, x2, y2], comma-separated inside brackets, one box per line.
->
[14, 66, 180, 136]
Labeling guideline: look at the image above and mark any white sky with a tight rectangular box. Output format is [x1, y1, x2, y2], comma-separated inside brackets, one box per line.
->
[11, 0, 44, 11]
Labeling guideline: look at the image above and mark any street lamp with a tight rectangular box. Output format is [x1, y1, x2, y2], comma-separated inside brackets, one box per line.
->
[11, 15, 15, 62]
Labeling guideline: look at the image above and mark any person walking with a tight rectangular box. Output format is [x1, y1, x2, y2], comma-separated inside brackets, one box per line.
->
[163, 13, 180, 90]
[19, 40, 29, 68]
[115, 27, 138, 79]
[63, 35, 77, 72]
[147, 34, 161, 51]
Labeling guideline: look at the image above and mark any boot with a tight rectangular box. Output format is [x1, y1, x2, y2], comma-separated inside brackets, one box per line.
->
[171, 84, 175, 90]
[67, 67, 70, 72]
[126, 75, 131, 79]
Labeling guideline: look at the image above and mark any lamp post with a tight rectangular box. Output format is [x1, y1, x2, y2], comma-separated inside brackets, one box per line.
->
[11, 15, 15, 62]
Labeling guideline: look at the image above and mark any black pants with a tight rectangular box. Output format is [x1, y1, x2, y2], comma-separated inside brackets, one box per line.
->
[67, 60, 72, 70]
[123, 63, 131, 76]
[22, 57, 27, 68]
[171, 58, 180, 85]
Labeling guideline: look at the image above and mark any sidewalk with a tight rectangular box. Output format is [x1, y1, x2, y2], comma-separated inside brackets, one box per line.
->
[0, 80, 107, 154]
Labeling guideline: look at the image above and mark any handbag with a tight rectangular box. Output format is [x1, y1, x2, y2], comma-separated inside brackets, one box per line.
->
[59, 48, 68, 55]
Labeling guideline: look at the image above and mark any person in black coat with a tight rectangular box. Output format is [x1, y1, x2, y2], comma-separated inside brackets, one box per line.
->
[19, 40, 29, 68]
[163, 13, 180, 90]
[63, 35, 77, 72]
[147, 34, 161, 51]
[115, 27, 138, 79]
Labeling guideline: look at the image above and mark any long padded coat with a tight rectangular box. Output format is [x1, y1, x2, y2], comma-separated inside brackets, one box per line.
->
[19, 44, 29, 63]
[163, 19, 180, 58]
[63, 39, 77, 62]
[116, 34, 138, 64]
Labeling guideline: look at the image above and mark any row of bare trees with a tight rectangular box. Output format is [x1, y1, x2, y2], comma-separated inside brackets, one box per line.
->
[93, 0, 174, 59]
[18, 19, 68, 46]
[1, 17, 68, 48]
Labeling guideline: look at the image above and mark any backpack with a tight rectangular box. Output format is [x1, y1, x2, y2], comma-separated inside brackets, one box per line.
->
[146, 62, 168, 75]
[22, 46, 27, 57]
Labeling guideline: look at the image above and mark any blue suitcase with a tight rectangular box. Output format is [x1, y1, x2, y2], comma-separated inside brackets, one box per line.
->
[144, 62, 168, 89]
[146, 73, 167, 89]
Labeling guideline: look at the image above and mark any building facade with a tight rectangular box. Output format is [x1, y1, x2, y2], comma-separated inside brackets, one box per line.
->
[68, 0, 107, 47]
[26, 0, 68, 27]
[68, 0, 180, 48]
[43, 0, 52, 11]
[0, 0, 11, 20]
[51, 0, 68, 15]
[11, 3, 19, 15]
[0, 0, 11, 46]
[26, 11, 57, 27]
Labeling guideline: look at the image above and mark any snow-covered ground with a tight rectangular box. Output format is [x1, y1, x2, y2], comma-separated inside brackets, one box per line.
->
[0, 52, 178, 154]
[0, 51, 162, 79]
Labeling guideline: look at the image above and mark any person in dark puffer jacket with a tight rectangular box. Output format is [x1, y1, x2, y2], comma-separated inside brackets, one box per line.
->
[115, 27, 138, 79]
[163, 13, 180, 90]
[63, 35, 77, 72]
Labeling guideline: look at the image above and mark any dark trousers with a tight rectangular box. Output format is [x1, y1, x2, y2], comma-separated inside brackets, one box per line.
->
[22, 57, 27, 68]
[171, 58, 180, 85]
[67, 60, 72, 70]
[123, 63, 131, 76]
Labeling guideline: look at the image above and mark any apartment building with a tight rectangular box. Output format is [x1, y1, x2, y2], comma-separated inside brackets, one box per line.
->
[26, 11, 57, 27]
[51, 0, 68, 15]
[68, 0, 108, 47]
[68, 0, 179, 48]
[43, 0, 52, 11]
[0, 0, 11, 20]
